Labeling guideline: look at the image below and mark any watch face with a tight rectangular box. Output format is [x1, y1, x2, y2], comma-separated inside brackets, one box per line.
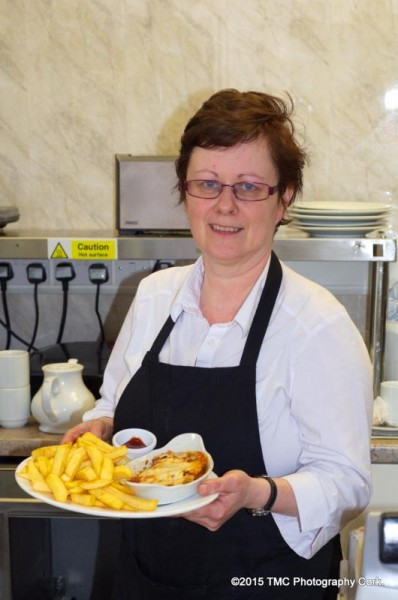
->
[248, 508, 271, 517]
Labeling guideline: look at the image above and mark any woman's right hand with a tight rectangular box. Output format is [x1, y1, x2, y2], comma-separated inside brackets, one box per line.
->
[61, 417, 114, 444]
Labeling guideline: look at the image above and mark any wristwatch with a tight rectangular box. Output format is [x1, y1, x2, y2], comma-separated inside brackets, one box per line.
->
[246, 475, 278, 517]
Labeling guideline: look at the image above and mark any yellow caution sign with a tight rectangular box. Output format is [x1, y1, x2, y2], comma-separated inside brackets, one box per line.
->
[51, 242, 68, 259]
[48, 239, 117, 260]
[70, 239, 117, 260]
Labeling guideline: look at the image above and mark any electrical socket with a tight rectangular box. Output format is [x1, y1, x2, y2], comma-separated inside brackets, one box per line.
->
[1, 259, 49, 288]
[50, 261, 112, 288]
[0, 259, 158, 292]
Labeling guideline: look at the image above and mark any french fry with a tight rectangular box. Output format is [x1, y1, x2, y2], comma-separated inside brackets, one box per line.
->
[113, 465, 133, 481]
[64, 480, 84, 490]
[46, 473, 68, 503]
[66, 485, 84, 494]
[36, 456, 51, 478]
[64, 447, 87, 480]
[80, 479, 111, 490]
[88, 489, 124, 510]
[64, 448, 87, 481]
[32, 479, 52, 493]
[78, 432, 114, 453]
[19, 434, 158, 514]
[27, 459, 51, 493]
[70, 493, 96, 507]
[28, 457, 50, 491]
[32, 445, 58, 460]
[105, 484, 158, 512]
[112, 481, 136, 495]
[86, 446, 103, 477]
[51, 444, 72, 477]
[107, 446, 128, 462]
[76, 466, 97, 482]
[93, 499, 107, 508]
[100, 456, 114, 480]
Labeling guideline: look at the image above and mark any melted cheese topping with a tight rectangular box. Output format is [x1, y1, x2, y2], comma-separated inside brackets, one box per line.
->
[131, 450, 208, 486]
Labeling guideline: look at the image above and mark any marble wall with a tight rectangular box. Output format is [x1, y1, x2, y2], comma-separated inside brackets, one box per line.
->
[2, 0, 398, 231]
[1, 0, 397, 349]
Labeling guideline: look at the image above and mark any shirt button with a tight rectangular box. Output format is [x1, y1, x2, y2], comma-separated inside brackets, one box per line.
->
[207, 338, 215, 346]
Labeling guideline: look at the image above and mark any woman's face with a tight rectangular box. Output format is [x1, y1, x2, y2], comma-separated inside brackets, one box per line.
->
[184, 138, 290, 271]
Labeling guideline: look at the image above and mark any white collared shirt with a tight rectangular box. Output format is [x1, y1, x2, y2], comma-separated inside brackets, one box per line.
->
[84, 256, 373, 559]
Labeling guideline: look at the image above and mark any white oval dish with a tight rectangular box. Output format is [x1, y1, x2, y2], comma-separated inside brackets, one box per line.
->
[112, 428, 157, 460]
[126, 433, 214, 505]
[15, 457, 219, 518]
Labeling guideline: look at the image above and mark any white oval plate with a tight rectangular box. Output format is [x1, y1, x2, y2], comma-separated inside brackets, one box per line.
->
[15, 457, 219, 518]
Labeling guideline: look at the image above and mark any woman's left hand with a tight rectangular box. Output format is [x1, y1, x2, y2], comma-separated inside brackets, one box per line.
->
[183, 470, 267, 531]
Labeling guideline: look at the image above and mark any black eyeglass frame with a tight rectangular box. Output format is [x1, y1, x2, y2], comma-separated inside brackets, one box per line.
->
[183, 180, 280, 202]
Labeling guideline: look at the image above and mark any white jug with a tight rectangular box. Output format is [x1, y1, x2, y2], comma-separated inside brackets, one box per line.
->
[31, 359, 95, 434]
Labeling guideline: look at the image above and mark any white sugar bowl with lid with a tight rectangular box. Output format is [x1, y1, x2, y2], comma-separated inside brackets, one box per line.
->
[31, 359, 95, 433]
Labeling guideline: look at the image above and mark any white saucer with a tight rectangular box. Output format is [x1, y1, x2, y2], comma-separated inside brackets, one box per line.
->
[372, 426, 398, 437]
[293, 224, 381, 238]
[291, 201, 391, 215]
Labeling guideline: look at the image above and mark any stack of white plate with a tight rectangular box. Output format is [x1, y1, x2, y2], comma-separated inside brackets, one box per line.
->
[287, 201, 391, 238]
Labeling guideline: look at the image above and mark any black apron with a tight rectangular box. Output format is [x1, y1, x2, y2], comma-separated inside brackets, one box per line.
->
[112, 252, 341, 600]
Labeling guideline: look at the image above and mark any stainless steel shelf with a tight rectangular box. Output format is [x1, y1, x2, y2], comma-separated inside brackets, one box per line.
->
[274, 237, 396, 262]
[118, 235, 397, 262]
[0, 229, 396, 262]
[1, 229, 396, 395]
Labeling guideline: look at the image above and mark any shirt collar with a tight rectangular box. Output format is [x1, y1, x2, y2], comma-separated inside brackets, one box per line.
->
[170, 255, 272, 337]
[170, 257, 204, 321]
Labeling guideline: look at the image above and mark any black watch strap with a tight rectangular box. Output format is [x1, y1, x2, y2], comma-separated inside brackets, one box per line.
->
[246, 475, 278, 517]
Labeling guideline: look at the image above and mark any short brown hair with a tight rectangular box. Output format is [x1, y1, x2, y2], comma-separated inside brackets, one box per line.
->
[175, 89, 308, 223]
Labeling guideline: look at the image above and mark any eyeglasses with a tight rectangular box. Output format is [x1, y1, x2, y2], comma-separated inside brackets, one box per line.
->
[184, 180, 279, 202]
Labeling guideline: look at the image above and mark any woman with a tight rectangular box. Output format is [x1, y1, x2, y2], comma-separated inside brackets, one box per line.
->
[64, 89, 373, 599]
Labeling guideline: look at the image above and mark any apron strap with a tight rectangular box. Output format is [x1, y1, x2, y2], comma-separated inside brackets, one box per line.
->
[147, 315, 175, 359]
[240, 251, 283, 367]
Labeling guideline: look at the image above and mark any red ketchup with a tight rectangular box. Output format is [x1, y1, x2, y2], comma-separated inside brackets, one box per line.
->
[126, 436, 146, 449]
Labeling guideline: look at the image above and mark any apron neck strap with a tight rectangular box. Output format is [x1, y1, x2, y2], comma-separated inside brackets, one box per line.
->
[239, 251, 283, 367]
[149, 315, 175, 357]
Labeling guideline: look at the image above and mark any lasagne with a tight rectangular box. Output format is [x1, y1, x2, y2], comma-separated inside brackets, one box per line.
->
[131, 450, 208, 486]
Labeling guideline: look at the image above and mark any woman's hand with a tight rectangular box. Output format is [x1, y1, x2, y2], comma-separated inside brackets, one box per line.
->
[61, 417, 114, 444]
[182, 470, 270, 531]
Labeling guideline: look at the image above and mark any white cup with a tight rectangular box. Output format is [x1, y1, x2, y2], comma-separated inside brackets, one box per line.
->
[380, 381, 398, 427]
[0, 385, 31, 428]
[0, 350, 30, 388]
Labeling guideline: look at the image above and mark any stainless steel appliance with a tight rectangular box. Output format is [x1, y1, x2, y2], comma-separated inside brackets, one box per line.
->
[356, 511, 398, 599]
[116, 155, 189, 235]
[341, 511, 398, 599]
[0, 460, 121, 600]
